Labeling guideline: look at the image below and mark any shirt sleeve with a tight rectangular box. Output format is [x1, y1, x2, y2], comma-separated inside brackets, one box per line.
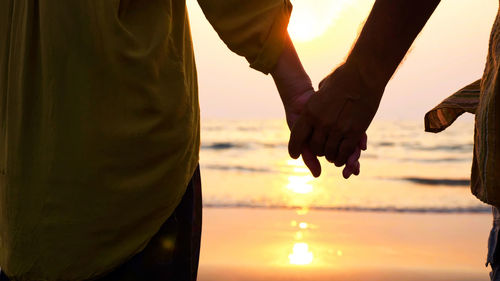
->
[424, 79, 481, 133]
[196, 0, 292, 74]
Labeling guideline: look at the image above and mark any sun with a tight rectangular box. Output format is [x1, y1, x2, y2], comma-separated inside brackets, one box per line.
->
[288, 0, 350, 42]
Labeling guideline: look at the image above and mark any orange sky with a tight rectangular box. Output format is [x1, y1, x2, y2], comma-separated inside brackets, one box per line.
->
[187, 0, 497, 120]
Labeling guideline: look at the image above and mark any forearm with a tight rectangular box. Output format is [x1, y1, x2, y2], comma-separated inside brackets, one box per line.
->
[271, 34, 312, 109]
[346, 0, 440, 92]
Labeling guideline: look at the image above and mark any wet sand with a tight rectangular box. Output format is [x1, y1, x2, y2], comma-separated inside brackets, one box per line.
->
[198, 208, 492, 281]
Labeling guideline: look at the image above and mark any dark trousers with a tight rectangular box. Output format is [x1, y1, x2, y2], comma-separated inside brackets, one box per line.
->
[0, 166, 202, 281]
[489, 207, 500, 281]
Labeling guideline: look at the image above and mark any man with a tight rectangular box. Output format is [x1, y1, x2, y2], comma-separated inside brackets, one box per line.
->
[0, 1, 361, 280]
[288, 0, 500, 279]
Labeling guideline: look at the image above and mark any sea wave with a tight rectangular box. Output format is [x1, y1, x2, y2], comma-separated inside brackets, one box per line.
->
[399, 157, 470, 163]
[401, 143, 473, 152]
[397, 177, 470, 186]
[201, 141, 287, 150]
[202, 142, 248, 150]
[203, 164, 275, 173]
[203, 202, 490, 214]
[202, 165, 473, 187]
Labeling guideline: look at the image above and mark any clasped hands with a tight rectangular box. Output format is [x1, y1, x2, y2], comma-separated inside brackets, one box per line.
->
[271, 36, 384, 179]
[274, 60, 382, 179]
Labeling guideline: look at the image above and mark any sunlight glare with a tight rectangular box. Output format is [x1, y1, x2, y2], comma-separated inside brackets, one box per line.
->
[288, 0, 351, 42]
[289, 243, 314, 265]
[286, 158, 304, 166]
[287, 175, 314, 194]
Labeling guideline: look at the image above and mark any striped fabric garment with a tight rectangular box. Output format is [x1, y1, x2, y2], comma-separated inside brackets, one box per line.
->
[424, 7, 500, 207]
[425, 79, 481, 133]
[424, 77, 493, 206]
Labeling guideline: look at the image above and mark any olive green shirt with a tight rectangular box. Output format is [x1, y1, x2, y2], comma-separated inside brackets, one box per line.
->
[0, 1, 292, 280]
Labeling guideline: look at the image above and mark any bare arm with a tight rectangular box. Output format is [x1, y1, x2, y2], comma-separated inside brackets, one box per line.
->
[348, 0, 441, 93]
[272, 34, 362, 178]
[289, 0, 441, 166]
[271, 34, 321, 177]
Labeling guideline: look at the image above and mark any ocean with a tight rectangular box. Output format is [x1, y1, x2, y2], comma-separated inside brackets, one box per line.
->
[199, 118, 489, 213]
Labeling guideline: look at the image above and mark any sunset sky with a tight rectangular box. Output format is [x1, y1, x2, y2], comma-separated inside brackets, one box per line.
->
[187, 0, 497, 121]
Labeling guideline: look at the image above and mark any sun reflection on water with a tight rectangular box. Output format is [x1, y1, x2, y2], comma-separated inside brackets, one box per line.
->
[289, 242, 314, 265]
[286, 176, 314, 194]
[286, 159, 315, 195]
[299, 222, 308, 229]
[284, 159, 317, 266]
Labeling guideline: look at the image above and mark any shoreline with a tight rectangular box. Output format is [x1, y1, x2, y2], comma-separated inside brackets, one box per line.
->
[202, 204, 492, 214]
[198, 208, 492, 281]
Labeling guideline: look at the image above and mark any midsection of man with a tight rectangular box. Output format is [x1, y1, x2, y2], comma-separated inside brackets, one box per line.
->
[0, 1, 199, 280]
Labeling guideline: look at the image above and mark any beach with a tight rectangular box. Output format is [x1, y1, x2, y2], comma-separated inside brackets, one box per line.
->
[198, 208, 491, 281]
[196, 118, 491, 280]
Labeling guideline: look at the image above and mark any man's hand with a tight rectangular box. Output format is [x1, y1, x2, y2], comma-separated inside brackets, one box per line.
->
[288, 62, 382, 167]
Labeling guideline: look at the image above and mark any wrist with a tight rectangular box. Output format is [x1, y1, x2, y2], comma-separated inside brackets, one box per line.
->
[273, 71, 313, 113]
[343, 55, 386, 105]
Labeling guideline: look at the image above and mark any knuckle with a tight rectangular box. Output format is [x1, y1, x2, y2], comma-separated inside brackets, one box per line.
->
[326, 156, 335, 163]
[337, 122, 351, 134]
[310, 148, 321, 156]
[339, 153, 349, 162]
[335, 152, 349, 166]
[345, 143, 358, 153]
[311, 147, 324, 157]
[309, 139, 319, 149]
[325, 148, 337, 163]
